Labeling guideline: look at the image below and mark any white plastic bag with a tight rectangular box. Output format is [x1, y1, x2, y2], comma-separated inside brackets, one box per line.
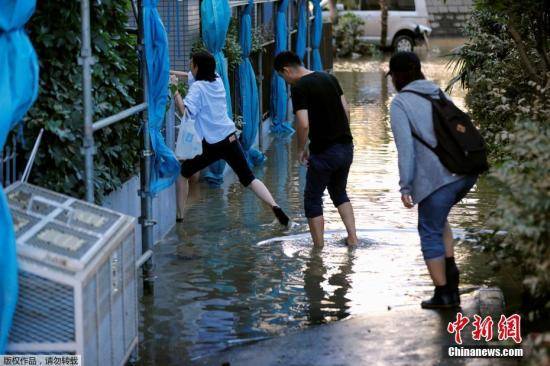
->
[175, 111, 202, 160]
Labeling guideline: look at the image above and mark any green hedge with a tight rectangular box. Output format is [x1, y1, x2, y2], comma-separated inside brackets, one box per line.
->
[24, 0, 139, 203]
[450, 1, 550, 332]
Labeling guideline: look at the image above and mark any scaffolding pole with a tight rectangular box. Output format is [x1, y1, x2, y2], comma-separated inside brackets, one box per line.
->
[80, 0, 95, 203]
[256, 3, 264, 151]
[137, 0, 154, 275]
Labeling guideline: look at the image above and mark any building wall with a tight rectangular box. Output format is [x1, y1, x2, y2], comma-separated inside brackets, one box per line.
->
[158, 0, 201, 71]
[426, 0, 473, 37]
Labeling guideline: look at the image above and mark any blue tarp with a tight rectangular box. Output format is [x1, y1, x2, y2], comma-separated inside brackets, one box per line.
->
[238, 0, 265, 167]
[295, 0, 308, 61]
[0, 0, 39, 352]
[143, 0, 180, 194]
[270, 0, 294, 134]
[200, 0, 232, 185]
[311, 0, 323, 71]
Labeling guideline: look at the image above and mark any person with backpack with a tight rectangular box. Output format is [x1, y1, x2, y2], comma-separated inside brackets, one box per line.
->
[171, 51, 290, 227]
[388, 52, 488, 309]
[274, 51, 358, 247]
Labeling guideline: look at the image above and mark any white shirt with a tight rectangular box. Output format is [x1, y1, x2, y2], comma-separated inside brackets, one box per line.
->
[184, 74, 236, 144]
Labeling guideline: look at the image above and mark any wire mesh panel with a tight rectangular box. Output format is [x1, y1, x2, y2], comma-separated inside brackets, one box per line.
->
[26, 222, 98, 260]
[82, 278, 98, 366]
[11, 209, 40, 238]
[157, 0, 201, 71]
[54, 201, 121, 235]
[122, 235, 137, 351]
[8, 184, 66, 213]
[9, 272, 75, 344]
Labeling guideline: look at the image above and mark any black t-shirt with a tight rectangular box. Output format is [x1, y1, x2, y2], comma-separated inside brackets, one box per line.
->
[291, 72, 352, 154]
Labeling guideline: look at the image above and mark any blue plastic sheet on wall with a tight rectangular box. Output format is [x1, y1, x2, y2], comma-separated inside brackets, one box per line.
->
[311, 0, 323, 71]
[270, 0, 294, 134]
[200, 0, 232, 185]
[143, 0, 180, 194]
[0, 0, 39, 352]
[238, 0, 265, 167]
[295, 0, 307, 61]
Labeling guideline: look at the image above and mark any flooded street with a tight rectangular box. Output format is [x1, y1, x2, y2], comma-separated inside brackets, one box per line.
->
[136, 40, 521, 365]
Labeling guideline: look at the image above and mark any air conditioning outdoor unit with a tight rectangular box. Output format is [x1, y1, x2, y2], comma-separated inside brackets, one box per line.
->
[5, 182, 138, 366]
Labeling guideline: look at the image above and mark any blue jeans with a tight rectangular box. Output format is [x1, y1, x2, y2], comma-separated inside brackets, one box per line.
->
[418, 175, 478, 260]
[304, 143, 353, 218]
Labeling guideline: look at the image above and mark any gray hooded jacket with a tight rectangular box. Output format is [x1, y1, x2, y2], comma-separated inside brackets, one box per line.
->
[390, 79, 462, 204]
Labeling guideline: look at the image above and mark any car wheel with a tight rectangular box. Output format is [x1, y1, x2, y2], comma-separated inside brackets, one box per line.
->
[393, 35, 414, 52]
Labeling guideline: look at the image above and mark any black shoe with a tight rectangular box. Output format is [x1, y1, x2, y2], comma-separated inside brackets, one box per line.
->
[449, 288, 461, 306]
[272, 206, 290, 226]
[446, 257, 461, 305]
[421, 286, 459, 309]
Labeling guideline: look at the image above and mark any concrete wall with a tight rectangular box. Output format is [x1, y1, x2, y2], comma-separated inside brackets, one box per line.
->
[426, 0, 473, 37]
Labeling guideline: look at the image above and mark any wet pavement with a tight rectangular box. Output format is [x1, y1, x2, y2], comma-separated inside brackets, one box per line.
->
[135, 39, 523, 365]
[194, 288, 519, 366]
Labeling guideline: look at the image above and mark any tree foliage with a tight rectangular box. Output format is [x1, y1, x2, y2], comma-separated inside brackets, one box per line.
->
[450, 1, 550, 332]
[24, 0, 140, 203]
[448, 8, 550, 161]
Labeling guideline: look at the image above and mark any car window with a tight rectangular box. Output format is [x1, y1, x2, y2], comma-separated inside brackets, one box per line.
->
[342, 0, 415, 11]
[342, 0, 360, 10]
[359, 0, 380, 10]
[389, 0, 415, 11]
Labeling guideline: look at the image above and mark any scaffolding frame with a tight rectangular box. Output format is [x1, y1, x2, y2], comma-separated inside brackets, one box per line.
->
[78, 0, 318, 275]
[80, 0, 153, 273]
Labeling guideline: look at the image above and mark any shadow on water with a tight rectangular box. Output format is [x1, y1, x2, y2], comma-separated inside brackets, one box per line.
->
[136, 40, 523, 365]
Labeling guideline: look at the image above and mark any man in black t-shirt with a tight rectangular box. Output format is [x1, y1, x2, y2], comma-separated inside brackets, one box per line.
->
[274, 51, 358, 246]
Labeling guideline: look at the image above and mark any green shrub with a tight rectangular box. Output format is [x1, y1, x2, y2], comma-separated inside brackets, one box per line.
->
[333, 12, 364, 57]
[190, 17, 266, 72]
[448, 8, 550, 162]
[333, 13, 381, 58]
[484, 120, 550, 318]
[250, 25, 267, 56]
[24, 0, 139, 203]
[223, 17, 243, 72]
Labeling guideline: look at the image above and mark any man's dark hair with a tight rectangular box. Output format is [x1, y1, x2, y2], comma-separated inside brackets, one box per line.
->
[388, 51, 425, 91]
[191, 51, 217, 82]
[274, 51, 303, 72]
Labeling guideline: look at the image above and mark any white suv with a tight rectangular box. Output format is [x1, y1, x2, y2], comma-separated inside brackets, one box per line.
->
[324, 0, 432, 52]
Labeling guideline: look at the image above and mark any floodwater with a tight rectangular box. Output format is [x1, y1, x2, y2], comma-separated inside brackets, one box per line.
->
[136, 39, 521, 365]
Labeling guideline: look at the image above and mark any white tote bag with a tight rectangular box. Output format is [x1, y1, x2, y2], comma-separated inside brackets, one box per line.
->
[175, 111, 202, 160]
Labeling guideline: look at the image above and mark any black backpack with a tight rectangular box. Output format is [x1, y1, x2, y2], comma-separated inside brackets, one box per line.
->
[401, 89, 489, 175]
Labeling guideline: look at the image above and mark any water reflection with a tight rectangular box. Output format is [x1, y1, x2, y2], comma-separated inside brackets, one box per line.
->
[304, 246, 354, 323]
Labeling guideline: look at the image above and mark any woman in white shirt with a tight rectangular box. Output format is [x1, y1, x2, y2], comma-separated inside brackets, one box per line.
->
[172, 51, 289, 226]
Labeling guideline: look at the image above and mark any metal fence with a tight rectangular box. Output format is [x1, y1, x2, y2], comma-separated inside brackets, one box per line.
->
[1, 134, 19, 187]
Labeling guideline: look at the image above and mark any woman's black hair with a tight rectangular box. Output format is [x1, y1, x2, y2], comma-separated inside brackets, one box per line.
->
[391, 70, 425, 91]
[388, 52, 425, 91]
[191, 51, 217, 82]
